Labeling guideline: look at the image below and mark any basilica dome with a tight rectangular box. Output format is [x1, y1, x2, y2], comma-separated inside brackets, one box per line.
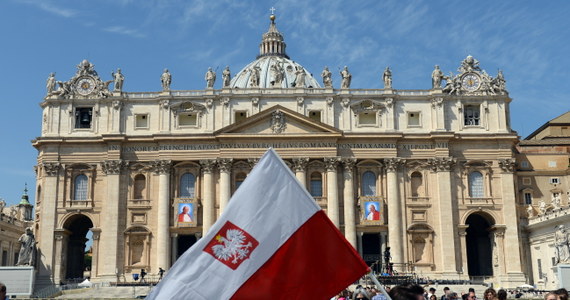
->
[230, 15, 321, 89]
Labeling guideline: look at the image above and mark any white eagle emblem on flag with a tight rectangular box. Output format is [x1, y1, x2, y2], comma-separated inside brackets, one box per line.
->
[204, 221, 259, 269]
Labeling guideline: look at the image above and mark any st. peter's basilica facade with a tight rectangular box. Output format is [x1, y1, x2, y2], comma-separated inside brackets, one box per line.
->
[33, 14, 526, 287]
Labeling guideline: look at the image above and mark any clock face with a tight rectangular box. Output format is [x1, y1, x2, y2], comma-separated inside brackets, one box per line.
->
[461, 73, 481, 92]
[75, 77, 96, 96]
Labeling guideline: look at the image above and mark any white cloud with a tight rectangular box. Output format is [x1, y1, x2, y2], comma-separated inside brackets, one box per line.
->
[16, 0, 78, 18]
[104, 26, 146, 38]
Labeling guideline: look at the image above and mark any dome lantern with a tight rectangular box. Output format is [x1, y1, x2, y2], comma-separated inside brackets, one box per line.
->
[258, 13, 289, 59]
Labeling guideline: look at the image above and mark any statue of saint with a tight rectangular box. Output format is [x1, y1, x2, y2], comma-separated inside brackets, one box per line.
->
[17, 227, 36, 266]
[539, 200, 547, 215]
[432, 65, 443, 89]
[340, 66, 351, 89]
[555, 225, 570, 264]
[205, 67, 216, 88]
[270, 63, 284, 87]
[553, 193, 562, 210]
[294, 67, 306, 88]
[527, 204, 534, 217]
[222, 66, 231, 88]
[249, 66, 261, 87]
[0, 199, 5, 215]
[161, 69, 172, 91]
[46, 73, 56, 94]
[382, 67, 392, 89]
[321, 66, 332, 88]
[112, 68, 124, 92]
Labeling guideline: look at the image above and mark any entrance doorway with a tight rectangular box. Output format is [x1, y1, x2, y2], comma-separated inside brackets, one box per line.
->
[362, 233, 381, 272]
[63, 214, 93, 280]
[465, 213, 493, 277]
[177, 235, 197, 260]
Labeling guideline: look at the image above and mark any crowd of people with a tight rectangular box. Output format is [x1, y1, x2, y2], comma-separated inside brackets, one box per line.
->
[331, 285, 570, 300]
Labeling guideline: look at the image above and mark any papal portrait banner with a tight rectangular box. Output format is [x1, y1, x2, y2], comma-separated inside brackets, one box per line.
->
[147, 148, 368, 300]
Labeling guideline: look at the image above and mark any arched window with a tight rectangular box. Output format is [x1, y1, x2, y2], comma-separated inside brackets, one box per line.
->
[235, 172, 247, 191]
[411, 172, 423, 197]
[180, 173, 196, 198]
[133, 174, 146, 200]
[361, 171, 376, 196]
[74, 174, 88, 201]
[309, 172, 323, 197]
[468, 171, 484, 198]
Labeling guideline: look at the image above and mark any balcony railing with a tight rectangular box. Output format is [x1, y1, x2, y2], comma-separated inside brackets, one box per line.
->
[407, 196, 431, 207]
[128, 199, 152, 208]
[66, 199, 92, 210]
[313, 196, 327, 207]
[464, 197, 494, 206]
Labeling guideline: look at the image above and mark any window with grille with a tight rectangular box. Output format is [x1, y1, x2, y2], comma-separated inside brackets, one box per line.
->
[310, 172, 323, 197]
[524, 192, 532, 205]
[468, 171, 484, 197]
[361, 171, 376, 196]
[74, 174, 88, 200]
[180, 173, 196, 198]
[464, 105, 480, 126]
[235, 173, 247, 192]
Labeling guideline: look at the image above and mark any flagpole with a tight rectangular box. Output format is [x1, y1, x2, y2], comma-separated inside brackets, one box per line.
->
[367, 271, 392, 300]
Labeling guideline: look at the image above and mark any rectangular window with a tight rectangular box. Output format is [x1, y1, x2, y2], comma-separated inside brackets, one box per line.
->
[179, 113, 197, 126]
[524, 192, 532, 205]
[309, 111, 321, 122]
[358, 112, 376, 125]
[550, 177, 560, 184]
[464, 105, 480, 126]
[135, 114, 149, 129]
[521, 161, 529, 168]
[549, 161, 557, 168]
[235, 111, 247, 123]
[75, 107, 93, 129]
[538, 259, 542, 279]
[407, 112, 420, 126]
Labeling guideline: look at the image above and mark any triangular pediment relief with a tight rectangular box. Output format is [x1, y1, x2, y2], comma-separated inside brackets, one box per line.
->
[215, 105, 341, 136]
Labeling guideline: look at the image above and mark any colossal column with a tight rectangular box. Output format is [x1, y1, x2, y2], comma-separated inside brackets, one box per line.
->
[37, 162, 60, 285]
[201, 160, 216, 235]
[325, 157, 341, 228]
[218, 158, 233, 214]
[385, 158, 404, 264]
[342, 158, 357, 248]
[430, 157, 458, 276]
[498, 159, 525, 279]
[99, 160, 123, 279]
[153, 160, 172, 270]
[292, 157, 309, 188]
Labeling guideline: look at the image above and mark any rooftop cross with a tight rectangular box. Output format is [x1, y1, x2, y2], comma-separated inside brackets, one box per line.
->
[269, 7, 276, 15]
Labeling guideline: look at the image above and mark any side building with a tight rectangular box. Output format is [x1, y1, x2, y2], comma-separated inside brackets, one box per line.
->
[33, 15, 526, 287]
[0, 188, 34, 266]
[517, 111, 570, 290]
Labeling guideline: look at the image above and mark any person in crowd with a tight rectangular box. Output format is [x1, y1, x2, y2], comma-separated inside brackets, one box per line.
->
[0, 282, 7, 300]
[545, 292, 560, 300]
[441, 287, 451, 300]
[497, 289, 507, 300]
[555, 288, 569, 300]
[428, 288, 437, 300]
[484, 288, 497, 300]
[467, 290, 476, 300]
[389, 285, 418, 300]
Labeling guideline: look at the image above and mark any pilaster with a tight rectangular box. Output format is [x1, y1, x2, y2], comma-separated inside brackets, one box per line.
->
[152, 160, 172, 271]
[385, 157, 404, 263]
[99, 160, 124, 279]
[37, 162, 60, 286]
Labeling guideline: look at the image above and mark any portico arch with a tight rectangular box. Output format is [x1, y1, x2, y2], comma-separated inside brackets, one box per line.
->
[61, 214, 94, 281]
[465, 212, 495, 277]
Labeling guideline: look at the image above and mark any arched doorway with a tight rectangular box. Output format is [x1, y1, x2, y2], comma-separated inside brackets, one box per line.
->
[63, 214, 93, 280]
[465, 213, 494, 277]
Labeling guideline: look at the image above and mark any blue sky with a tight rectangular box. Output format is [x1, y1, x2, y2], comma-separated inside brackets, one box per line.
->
[0, 0, 569, 206]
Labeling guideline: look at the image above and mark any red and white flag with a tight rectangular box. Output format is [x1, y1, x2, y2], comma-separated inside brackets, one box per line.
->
[147, 149, 369, 300]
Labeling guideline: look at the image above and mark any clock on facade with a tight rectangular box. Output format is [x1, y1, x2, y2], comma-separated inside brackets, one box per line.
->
[75, 77, 96, 96]
[461, 73, 481, 92]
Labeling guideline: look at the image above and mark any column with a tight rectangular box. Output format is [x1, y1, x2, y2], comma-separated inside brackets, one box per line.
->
[492, 226, 507, 274]
[154, 160, 172, 270]
[385, 158, 403, 264]
[342, 158, 357, 248]
[201, 160, 216, 235]
[430, 157, 458, 276]
[53, 229, 69, 285]
[325, 157, 340, 227]
[90, 229, 101, 279]
[217, 158, 233, 214]
[498, 159, 525, 278]
[37, 162, 60, 286]
[171, 233, 178, 264]
[99, 160, 124, 279]
[457, 225, 469, 276]
[292, 158, 309, 188]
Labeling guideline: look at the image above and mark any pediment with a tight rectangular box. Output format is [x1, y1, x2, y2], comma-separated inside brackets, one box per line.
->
[215, 105, 341, 136]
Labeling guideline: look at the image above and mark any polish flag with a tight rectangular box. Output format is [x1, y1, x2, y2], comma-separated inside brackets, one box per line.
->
[147, 149, 369, 300]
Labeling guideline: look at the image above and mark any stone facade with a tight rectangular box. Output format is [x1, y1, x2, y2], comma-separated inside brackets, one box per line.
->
[517, 111, 570, 289]
[33, 15, 526, 287]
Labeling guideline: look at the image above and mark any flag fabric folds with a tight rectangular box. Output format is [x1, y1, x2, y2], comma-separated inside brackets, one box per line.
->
[147, 149, 369, 300]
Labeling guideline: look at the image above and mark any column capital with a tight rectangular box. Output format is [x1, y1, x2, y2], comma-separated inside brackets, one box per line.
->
[247, 158, 259, 169]
[341, 157, 357, 172]
[324, 157, 341, 171]
[200, 159, 216, 173]
[384, 157, 404, 172]
[491, 225, 507, 237]
[431, 97, 444, 107]
[101, 160, 124, 175]
[292, 157, 309, 172]
[42, 162, 61, 176]
[151, 160, 172, 174]
[457, 224, 469, 236]
[498, 158, 516, 173]
[428, 157, 456, 172]
[217, 158, 233, 173]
